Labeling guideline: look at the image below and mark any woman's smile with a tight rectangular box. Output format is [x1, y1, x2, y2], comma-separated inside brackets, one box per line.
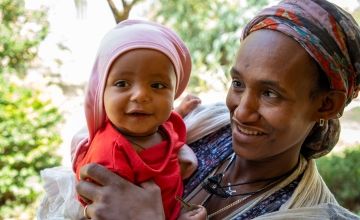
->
[231, 117, 268, 148]
[235, 124, 265, 136]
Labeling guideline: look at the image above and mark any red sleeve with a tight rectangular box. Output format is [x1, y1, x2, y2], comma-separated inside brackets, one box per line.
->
[168, 111, 187, 144]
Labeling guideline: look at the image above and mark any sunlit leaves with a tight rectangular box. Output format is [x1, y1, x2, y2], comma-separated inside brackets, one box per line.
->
[0, 80, 61, 216]
[0, 0, 48, 76]
[0, 76, 63, 218]
[153, 0, 269, 93]
[0, 0, 62, 218]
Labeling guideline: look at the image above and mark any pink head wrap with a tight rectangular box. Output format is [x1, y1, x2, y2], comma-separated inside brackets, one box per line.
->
[71, 20, 192, 168]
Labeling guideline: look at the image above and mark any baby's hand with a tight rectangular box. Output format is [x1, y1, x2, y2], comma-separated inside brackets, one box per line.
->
[178, 205, 207, 220]
[175, 94, 201, 118]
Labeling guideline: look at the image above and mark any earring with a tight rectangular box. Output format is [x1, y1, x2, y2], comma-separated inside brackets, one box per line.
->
[319, 118, 325, 127]
[336, 113, 341, 118]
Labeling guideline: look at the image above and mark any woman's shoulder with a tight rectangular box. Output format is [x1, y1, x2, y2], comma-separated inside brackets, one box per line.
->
[184, 124, 233, 196]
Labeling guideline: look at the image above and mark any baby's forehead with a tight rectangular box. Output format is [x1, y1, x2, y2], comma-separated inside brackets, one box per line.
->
[106, 49, 177, 82]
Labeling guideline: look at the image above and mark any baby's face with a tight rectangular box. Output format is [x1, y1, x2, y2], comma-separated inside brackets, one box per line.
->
[104, 49, 176, 136]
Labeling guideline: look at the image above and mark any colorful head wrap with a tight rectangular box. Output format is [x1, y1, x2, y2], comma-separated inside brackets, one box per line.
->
[241, 0, 360, 158]
[242, 0, 360, 106]
[71, 20, 191, 168]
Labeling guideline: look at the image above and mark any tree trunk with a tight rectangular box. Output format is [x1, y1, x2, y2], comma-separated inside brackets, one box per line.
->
[106, 0, 143, 23]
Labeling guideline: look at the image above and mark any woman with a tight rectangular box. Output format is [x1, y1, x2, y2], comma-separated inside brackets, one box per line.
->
[75, 0, 360, 219]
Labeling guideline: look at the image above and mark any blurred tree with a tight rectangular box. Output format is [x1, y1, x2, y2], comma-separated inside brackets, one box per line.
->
[152, 0, 269, 93]
[317, 145, 360, 213]
[73, 0, 144, 23]
[0, 0, 48, 76]
[0, 0, 63, 218]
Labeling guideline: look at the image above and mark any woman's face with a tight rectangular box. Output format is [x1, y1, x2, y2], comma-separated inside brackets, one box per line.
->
[226, 30, 322, 161]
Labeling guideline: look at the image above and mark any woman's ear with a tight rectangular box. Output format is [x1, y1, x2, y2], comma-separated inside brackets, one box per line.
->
[317, 91, 346, 119]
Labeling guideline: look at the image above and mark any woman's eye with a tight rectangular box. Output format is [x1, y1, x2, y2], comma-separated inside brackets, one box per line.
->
[263, 90, 279, 98]
[151, 83, 166, 89]
[231, 80, 244, 89]
[114, 81, 128, 87]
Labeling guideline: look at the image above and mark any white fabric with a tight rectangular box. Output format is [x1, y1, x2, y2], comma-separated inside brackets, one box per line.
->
[37, 167, 82, 220]
[257, 203, 360, 220]
[257, 160, 359, 219]
[281, 159, 337, 209]
[183, 102, 230, 143]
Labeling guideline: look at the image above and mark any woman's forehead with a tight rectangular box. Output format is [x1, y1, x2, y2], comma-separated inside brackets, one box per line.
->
[235, 30, 316, 71]
[238, 30, 307, 60]
[233, 30, 319, 90]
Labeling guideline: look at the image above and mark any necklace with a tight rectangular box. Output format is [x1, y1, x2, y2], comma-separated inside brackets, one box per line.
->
[207, 178, 283, 219]
[202, 155, 300, 198]
[207, 195, 252, 219]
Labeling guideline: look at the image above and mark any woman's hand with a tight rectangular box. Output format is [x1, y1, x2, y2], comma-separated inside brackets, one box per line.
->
[76, 163, 165, 220]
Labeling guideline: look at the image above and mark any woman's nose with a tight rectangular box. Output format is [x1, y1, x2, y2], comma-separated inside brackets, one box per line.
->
[233, 92, 260, 123]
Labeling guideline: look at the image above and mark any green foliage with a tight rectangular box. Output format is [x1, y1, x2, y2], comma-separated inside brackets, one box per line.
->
[317, 145, 360, 213]
[0, 75, 63, 218]
[0, 0, 49, 76]
[153, 0, 269, 93]
[0, 0, 63, 218]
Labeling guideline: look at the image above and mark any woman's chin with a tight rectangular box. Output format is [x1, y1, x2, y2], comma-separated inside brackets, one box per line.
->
[232, 146, 263, 161]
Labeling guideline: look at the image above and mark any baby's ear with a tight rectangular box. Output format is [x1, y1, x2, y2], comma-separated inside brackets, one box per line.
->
[317, 90, 346, 119]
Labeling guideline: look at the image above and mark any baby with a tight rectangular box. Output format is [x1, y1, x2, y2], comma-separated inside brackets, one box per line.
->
[72, 19, 203, 220]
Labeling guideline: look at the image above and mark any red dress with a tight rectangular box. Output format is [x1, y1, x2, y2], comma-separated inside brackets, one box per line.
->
[74, 112, 184, 220]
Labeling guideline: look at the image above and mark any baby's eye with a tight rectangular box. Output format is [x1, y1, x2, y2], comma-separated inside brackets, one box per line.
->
[151, 83, 166, 89]
[114, 80, 129, 87]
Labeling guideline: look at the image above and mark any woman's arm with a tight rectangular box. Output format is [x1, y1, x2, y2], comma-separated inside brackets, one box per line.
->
[76, 163, 165, 220]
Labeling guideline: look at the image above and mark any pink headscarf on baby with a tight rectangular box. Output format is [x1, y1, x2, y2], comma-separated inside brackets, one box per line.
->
[71, 20, 192, 169]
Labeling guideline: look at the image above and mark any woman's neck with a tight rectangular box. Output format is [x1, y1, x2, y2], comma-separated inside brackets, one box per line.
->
[225, 151, 300, 188]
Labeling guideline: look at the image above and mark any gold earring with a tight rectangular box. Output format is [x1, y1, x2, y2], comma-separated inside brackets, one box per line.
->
[336, 113, 341, 118]
[319, 118, 325, 127]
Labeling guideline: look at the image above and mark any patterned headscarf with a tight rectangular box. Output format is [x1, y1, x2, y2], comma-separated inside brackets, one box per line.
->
[241, 0, 360, 158]
[71, 20, 192, 168]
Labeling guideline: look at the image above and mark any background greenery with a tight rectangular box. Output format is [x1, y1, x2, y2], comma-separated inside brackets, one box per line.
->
[317, 145, 360, 215]
[1, 0, 359, 218]
[0, 0, 63, 219]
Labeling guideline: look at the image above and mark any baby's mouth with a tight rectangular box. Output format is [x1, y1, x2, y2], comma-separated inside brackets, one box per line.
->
[126, 110, 151, 117]
[129, 112, 149, 116]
